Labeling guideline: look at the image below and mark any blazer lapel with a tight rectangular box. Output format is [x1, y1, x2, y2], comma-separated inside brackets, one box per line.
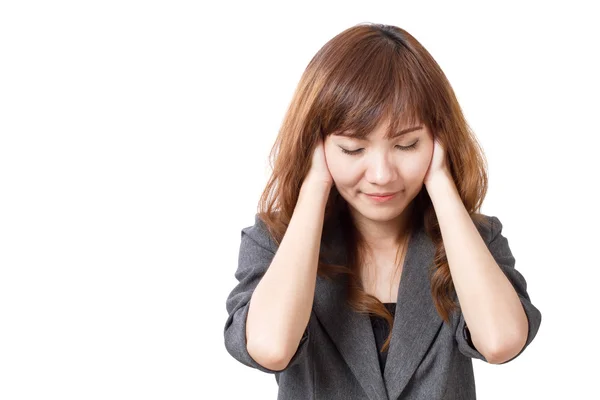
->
[313, 218, 388, 400]
[313, 218, 443, 400]
[313, 271, 389, 400]
[383, 224, 444, 400]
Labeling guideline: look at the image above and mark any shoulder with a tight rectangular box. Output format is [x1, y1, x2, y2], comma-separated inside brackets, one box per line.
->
[472, 213, 503, 245]
[240, 213, 279, 253]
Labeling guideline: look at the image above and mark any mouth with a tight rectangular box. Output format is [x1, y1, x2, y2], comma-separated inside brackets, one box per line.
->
[364, 192, 398, 202]
[365, 192, 396, 196]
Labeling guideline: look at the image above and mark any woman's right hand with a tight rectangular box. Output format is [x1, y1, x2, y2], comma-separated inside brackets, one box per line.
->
[303, 137, 334, 191]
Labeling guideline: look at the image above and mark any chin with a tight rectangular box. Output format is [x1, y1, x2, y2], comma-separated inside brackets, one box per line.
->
[361, 207, 405, 222]
[347, 199, 406, 222]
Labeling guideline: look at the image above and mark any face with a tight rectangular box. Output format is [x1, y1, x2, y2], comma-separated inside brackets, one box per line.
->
[324, 118, 434, 237]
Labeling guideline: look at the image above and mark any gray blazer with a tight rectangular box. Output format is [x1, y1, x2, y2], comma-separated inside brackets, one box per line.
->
[224, 213, 542, 400]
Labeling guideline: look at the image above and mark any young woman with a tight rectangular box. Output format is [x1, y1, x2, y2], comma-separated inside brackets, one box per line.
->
[224, 23, 542, 400]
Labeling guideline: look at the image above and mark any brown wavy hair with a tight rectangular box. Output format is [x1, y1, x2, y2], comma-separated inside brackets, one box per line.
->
[256, 23, 491, 354]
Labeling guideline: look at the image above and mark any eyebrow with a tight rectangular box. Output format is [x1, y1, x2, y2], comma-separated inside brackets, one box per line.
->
[336, 125, 423, 140]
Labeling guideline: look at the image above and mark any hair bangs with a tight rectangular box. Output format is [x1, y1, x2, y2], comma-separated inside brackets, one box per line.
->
[318, 41, 430, 140]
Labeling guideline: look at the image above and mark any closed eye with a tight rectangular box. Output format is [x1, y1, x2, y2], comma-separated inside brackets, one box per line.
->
[340, 140, 419, 156]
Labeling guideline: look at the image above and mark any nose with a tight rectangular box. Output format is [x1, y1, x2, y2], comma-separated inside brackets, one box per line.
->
[364, 152, 398, 186]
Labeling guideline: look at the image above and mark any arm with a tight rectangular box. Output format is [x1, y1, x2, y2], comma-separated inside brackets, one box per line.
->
[427, 173, 529, 364]
[246, 179, 331, 370]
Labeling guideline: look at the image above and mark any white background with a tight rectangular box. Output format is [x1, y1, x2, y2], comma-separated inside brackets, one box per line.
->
[1, 1, 598, 399]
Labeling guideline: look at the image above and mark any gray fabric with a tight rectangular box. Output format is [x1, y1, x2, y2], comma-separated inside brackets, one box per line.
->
[224, 213, 542, 400]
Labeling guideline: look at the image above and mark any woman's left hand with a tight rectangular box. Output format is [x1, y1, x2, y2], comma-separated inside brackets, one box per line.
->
[423, 137, 451, 188]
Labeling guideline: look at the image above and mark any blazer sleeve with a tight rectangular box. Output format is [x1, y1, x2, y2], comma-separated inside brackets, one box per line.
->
[454, 215, 542, 363]
[223, 214, 310, 373]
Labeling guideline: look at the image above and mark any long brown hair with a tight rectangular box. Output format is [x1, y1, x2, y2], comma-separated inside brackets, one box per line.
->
[256, 23, 491, 353]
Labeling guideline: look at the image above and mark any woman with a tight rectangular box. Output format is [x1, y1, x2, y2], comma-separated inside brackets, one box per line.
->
[224, 22, 542, 400]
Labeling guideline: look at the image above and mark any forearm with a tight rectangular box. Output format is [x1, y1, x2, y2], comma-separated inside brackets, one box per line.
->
[246, 180, 330, 367]
[427, 174, 528, 362]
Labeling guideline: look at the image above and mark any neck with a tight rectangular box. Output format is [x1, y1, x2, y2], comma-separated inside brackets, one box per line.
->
[350, 203, 414, 251]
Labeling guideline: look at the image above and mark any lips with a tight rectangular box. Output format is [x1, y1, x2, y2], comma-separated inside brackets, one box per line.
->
[365, 192, 397, 202]
[365, 192, 397, 196]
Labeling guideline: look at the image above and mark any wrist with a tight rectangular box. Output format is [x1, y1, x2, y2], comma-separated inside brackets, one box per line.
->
[300, 178, 332, 199]
[425, 173, 456, 204]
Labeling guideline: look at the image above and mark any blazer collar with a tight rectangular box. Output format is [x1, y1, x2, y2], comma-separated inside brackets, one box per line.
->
[314, 218, 443, 400]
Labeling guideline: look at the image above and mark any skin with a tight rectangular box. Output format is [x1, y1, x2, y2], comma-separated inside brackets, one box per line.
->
[323, 117, 442, 252]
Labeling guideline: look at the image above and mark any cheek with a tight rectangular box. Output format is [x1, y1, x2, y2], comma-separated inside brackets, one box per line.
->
[405, 140, 434, 178]
[328, 159, 356, 183]
[324, 150, 359, 184]
[402, 153, 432, 178]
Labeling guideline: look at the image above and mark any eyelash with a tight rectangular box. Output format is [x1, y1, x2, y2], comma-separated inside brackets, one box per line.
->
[340, 141, 419, 156]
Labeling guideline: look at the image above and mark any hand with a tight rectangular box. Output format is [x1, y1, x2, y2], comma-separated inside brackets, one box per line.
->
[423, 137, 451, 188]
[304, 137, 334, 189]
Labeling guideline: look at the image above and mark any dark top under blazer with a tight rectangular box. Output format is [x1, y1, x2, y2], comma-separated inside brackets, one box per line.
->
[224, 213, 542, 400]
[371, 302, 397, 373]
